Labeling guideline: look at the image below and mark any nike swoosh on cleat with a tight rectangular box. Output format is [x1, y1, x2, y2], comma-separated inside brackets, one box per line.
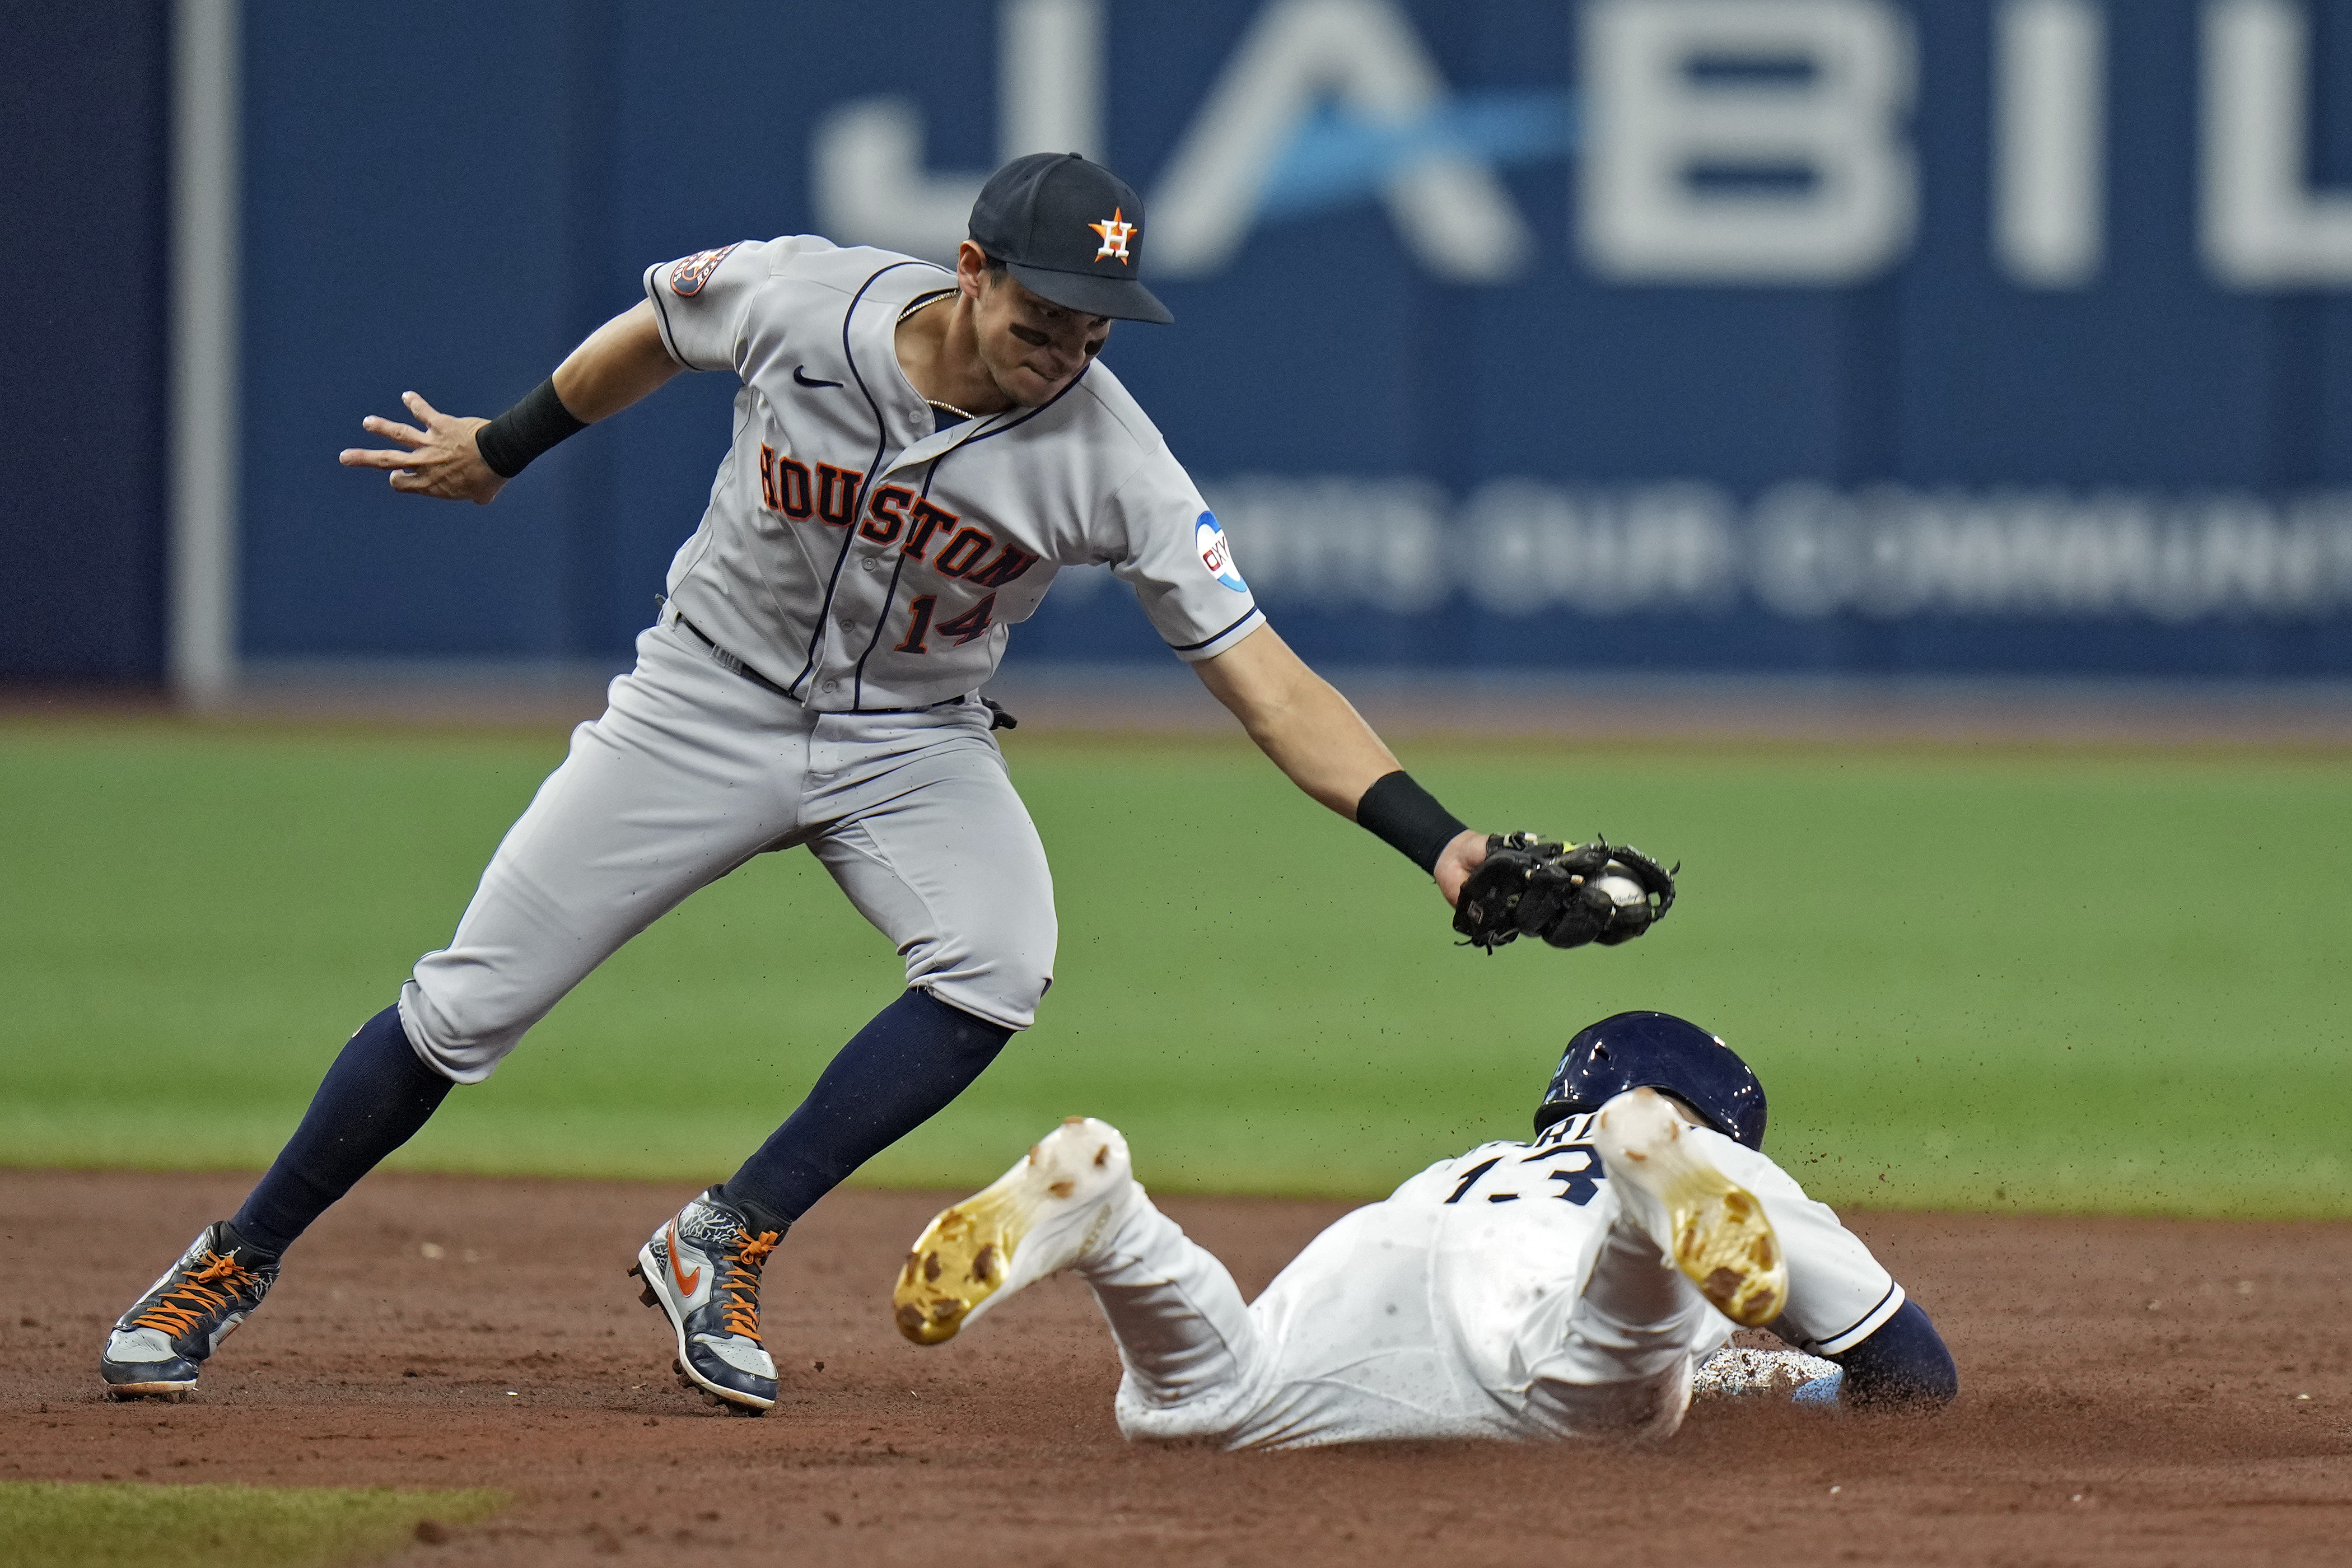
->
[665, 1220, 703, 1296]
[792, 365, 842, 389]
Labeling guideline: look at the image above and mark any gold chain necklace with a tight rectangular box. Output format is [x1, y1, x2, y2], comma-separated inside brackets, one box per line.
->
[897, 290, 983, 423]
[897, 289, 954, 323]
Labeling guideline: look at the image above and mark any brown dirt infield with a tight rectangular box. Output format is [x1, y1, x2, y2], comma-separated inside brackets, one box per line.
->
[5, 1170, 2348, 1567]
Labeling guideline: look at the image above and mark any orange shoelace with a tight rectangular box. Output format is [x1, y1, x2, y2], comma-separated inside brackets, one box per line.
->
[132, 1252, 258, 1338]
[717, 1229, 779, 1341]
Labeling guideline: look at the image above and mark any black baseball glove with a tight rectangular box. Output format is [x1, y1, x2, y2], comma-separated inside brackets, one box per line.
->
[1452, 833, 1678, 953]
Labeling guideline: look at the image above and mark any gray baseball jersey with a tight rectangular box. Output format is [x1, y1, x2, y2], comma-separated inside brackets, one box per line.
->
[642, 237, 1264, 710]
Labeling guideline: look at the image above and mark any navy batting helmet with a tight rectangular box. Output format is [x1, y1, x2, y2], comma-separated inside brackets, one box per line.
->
[1533, 1011, 1767, 1150]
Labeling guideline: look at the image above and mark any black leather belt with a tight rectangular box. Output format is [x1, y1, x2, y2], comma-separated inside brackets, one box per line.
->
[669, 608, 1016, 729]
[673, 610, 798, 701]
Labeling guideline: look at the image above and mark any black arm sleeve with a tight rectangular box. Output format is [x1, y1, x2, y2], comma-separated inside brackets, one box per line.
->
[1355, 770, 1469, 874]
[1826, 1298, 1958, 1409]
[473, 377, 589, 479]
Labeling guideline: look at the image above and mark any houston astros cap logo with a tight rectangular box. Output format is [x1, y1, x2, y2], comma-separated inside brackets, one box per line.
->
[968, 154, 1172, 321]
[1089, 209, 1136, 264]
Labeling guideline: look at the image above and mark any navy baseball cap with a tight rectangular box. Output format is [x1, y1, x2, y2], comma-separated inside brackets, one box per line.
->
[968, 152, 1174, 325]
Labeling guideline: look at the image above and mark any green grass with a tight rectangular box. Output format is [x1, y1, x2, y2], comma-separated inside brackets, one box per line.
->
[0, 1481, 504, 1568]
[2, 720, 2346, 1216]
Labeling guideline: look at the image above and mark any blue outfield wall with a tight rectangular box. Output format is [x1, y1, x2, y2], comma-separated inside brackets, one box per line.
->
[0, 1, 171, 682]
[235, 0, 2352, 678]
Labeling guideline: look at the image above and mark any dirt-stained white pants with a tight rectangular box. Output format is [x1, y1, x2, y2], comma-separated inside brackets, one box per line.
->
[397, 618, 1056, 1082]
[1074, 1188, 1715, 1450]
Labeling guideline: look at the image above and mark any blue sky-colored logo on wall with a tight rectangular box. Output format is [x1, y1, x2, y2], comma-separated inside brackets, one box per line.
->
[1255, 93, 1576, 224]
[1196, 512, 1248, 592]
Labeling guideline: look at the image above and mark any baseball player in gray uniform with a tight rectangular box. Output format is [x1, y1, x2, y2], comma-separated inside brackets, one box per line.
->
[99, 155, 1659, 1414]
[892, 1011, 1958, 1447]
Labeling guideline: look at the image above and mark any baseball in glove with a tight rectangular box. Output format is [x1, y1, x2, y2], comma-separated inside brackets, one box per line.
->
[1452, 833, 1678, 953]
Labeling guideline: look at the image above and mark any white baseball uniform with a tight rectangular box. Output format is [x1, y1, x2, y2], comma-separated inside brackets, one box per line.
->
[398, 239, 1263, 1081]
[1071, 1113, 1905, 1449]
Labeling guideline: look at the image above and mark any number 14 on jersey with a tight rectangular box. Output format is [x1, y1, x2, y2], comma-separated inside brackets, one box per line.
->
[895, 594, 996, 654]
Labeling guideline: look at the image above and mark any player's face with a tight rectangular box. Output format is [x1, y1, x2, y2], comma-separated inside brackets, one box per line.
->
[972, 272, 1112, 405]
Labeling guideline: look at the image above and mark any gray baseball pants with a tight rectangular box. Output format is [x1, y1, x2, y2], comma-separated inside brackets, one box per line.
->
[397, 617, 1057, 1084]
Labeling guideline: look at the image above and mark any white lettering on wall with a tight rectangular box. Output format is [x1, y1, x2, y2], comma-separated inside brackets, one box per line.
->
[1580, 0, 1917, 284]
[1752, 482, 2352, 620]
[1202, 477, 1453, 613]
[1460, 480, 1739, 614]
[1170, 476, 2352, 622]
[1149, 0, 1533, 281]
[2201, 0, 2352, 287]
[1994, 0, 2105, 288]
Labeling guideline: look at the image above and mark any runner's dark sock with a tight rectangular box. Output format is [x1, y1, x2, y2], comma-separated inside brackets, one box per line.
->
[230, 1004, 454, 1256]
[724, 987, 1013, 1227]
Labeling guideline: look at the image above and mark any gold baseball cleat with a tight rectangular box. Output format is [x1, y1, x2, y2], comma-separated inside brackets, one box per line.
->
[1595, 1087, 1789, 1328]
[893, 1116, 1136, 1345]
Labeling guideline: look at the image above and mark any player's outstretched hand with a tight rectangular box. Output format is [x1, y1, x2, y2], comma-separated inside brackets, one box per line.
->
[1450, 833, 1678, 953]
[338, 391, 506, 504]
[1432, 829, 1490, 907]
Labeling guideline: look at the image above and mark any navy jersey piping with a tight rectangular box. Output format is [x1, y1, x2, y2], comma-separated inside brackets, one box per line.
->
[848, 460, 950, 707]
[1169, 604, 1262, 654]
[1814, 1279, 1902, 1355]
[942, 362, 1091, 451]
[844, 366, 1091, 709]
[646, 279, 683, 365]
[786, 259, 944, 701]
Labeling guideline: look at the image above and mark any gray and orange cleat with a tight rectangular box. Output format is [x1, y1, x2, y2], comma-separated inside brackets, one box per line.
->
[893, 1116, 1141, 1346]
[629, 1189, 780, 1416]
[1594, 1087, 1789, 1328]
[99, 1221, 279, 1402]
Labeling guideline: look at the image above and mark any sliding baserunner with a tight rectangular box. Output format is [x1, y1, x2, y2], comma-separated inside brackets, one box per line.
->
[893, 1011, 1956, 1446]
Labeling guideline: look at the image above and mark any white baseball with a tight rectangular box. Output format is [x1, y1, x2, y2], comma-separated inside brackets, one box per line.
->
[1593, 874, 1648, 908]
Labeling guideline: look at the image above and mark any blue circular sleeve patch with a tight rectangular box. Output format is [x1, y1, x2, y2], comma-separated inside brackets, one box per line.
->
[1196, 511, 1248, 592]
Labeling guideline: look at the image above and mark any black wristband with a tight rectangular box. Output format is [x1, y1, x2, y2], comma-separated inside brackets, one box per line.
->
[474, 376, 589, 478]
[1355, 770, 1469, 874]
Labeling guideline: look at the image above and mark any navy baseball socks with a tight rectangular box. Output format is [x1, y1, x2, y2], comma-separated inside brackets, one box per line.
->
[633, 987, 1014, 1415]
[722, 987, 1014, 1228]
[230, 1005, 456, 1255]
[101, 1004, 452, 1399]
[102, 991, 1012, 1407]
